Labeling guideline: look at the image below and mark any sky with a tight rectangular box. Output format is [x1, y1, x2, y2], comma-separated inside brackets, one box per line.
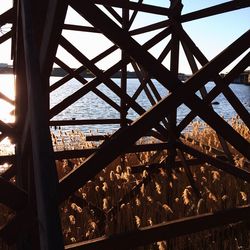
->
[0, 0, 249, 74]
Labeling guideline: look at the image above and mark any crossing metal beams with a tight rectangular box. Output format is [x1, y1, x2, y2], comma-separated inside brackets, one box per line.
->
[0, 0, 249, 249]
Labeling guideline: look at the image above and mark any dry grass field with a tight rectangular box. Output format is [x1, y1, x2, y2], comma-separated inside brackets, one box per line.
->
[52, 117, 250, 249]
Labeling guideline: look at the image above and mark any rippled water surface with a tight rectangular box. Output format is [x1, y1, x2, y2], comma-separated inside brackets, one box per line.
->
[50, 77, 250, 134]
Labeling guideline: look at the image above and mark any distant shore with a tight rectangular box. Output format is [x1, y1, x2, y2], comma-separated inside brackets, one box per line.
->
[0, 65, 249, 84]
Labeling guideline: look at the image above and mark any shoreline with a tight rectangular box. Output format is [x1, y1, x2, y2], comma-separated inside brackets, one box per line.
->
[0, 71, 249, 85]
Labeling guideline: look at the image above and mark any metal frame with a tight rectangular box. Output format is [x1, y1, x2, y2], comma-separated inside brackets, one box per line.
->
[0, 0, 249, 249]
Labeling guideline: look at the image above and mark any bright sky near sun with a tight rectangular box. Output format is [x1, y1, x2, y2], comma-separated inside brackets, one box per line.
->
[0, 0, 249, 74]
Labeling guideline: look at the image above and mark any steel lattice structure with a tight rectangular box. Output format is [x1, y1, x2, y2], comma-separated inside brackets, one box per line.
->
[0, 0, 249, 249]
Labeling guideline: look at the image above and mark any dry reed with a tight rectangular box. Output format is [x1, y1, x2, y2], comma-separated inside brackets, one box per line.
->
[56, 120, 250, 248]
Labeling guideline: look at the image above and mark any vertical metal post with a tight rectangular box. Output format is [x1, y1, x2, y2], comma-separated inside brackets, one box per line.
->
[121, 1, 129, 128]
[120, 2, 130, 168]
[167, 0, 182, 167]
[20, 0, 64, 249]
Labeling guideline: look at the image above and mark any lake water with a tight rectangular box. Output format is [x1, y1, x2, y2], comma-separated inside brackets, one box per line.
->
[50, 77, 250, 134]
[0, 75, 249, 167]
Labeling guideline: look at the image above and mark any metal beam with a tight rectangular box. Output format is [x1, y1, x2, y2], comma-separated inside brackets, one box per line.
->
[176, 141, 250, 182]
[0, 177, 27, 211]
[130, 0, 250, 35]
[180, 0, 250, 23]
[20, 0, 64, 248]
[65, 205, 250, 250]
[59, 2, 250, 201]
[177, 52, 250, 133]
[0, 8, 14, 26]
[0, 30, 12, 44]
[93, 0, 171, 16]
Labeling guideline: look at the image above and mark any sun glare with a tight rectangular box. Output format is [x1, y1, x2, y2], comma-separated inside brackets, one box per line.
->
[0, 74, 15, 123]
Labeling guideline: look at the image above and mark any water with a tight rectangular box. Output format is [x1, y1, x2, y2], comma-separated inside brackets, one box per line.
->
[0, 75, 249, 171]
[50, 77, 250, 134]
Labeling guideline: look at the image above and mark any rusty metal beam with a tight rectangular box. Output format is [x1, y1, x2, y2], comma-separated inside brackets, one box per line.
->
[49, 60, 125, 118]
[131, 61, 158, 105]
[1, 1, 248, 248]
[120, 3, 129, 129]
[130, 19, 170, 36]
[158, 38, 172, 62]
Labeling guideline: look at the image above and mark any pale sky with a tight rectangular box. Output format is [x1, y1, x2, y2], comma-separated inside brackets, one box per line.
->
[0, 0, 249, 74]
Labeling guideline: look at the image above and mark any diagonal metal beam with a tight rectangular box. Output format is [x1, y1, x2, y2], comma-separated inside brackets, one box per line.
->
[177, 52, 250, 133]
[65, 204, 250, 250]
[50, 27, 171, 117]
[0, 91, 15, 105]
[0, 8, 14, 26]
[93, 0, 170, 16]
[180, 35, 234, 163]
[174, 23, 250, 129]
[59, 36, 168, 137]
[180, 0, 250, 23]
[130, 0, 250, 35]
[176, 141, 250, 182]
[59, 37, 147, 116]
[59, 1, 250, 202]
[128, 0, 143, 29]
[54, 57, 122, 113]
[104, 5, 123, 24]
[50, 45, 117, 93]
[0, 30, 12, 44]
[63, 24, 100, 33]
[0, 120, 14, 135]
[70, 0, 250, 156]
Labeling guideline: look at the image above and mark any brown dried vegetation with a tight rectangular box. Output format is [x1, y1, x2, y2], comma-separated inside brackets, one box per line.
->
[54, 119, 250, 249]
